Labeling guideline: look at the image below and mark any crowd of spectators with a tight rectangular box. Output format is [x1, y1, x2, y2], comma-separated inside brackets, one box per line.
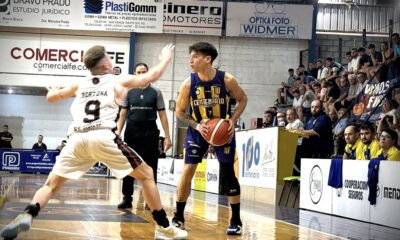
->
[268, 33, 400, 166]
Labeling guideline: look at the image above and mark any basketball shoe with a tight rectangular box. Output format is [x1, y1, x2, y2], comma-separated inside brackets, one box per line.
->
[226, 222, 242, 235]
[171, 214, 185, 230]
[154, 225, 188, 239]
[0, 212, 33, 239]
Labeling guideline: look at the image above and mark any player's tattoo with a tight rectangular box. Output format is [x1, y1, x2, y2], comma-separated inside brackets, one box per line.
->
[176, 111, 198, 129]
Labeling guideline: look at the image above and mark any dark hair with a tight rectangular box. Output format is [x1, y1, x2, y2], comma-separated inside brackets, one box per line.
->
[3, 124, 8, 128]
[381, 128, 398, 146]
[393, 33, 399, 38]
[189, 42, 218, 63]
[381, 41, 388, 46]
[368, 43, 376, 49]
[357, 72, 367, 78]
[62, 140, 67, 143]
[293, 89, 300, 94]
[346, 51, 351, 56]
[288, 68, 294, 72]
[84, 45, 106, 69]
[358, 47, 366, 52]
[298, 64, 305, 68]
[316, 59, 323, 64]
[313, 82, 321, 88]
[351, 48, 358, 51]
[360, 123, 375, 133]
[325, 57, 333, 62]
[134, 62, 149, 72]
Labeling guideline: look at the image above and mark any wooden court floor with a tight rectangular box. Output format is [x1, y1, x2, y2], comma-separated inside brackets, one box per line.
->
[0, 173, 354, 239]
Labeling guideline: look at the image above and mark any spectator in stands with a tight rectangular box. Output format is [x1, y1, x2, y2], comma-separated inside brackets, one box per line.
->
[55, 140, 67, 152]
[316, 59, 328, 81]
[337, 74, 362, 109]
[299, 72, 315, 85]
[298, 84, 315, 122]
[297, 64, 309, 76]
[359, 123, 380, 160]
[325, 81, 340, 109]
[343, 125, 363, 160]
[332, 108, 350, 156]
[328, 108, 338, 124]
[365, 44, 383, 80]
[277, 68, 296, 104]
[356, 72, 369, 89]
[276, 111, 287, 127]
[357, 47, 369, 72]
[333, 75, 349, 111]
[319, 79, 328, 102]
[262, 110, 274, 128]
[285, 108, 304, 176]
[312, 82, 322, 100]
[378, 128, 400, 160]
[0, 124, 13, 149]
[308, 62, 318, 79]
[378, 98, 399, 132]
[298, 99, 333, 158]
[379, 41, 394, 82]
[388, 33, 400, 79]
[347, 48, 360, 74]
[394, 92, 400, 113]
[32, 135, 47, 151]
[325, 57, 345, 82]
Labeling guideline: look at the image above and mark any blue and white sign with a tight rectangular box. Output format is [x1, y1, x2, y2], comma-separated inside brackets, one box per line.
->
[0, 0, 163, 32]
[0, 149, 58, 173]
[236, 128, 278, 188]
[226, 3, 313, 39]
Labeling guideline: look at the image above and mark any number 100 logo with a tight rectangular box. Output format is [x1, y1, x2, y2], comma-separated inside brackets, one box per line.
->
[241, 136, 260, 174]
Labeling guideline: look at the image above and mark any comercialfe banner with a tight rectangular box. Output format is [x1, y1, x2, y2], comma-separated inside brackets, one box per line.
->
[0, 0, 163, 33]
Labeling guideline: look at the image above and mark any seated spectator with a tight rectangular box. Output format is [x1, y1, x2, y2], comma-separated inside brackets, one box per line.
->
[299, 72, 315, 85]
[32, 135, 47, 151]
[379, 41, 394, 82]
[325, 57, 345, 82]
[333, 75, 349, 111]
[332, 108, 350, 156]
[377, 128, 400, 160]
[365, 43, 383, 81]
[388, 33, 400, 80]
[0, 124, 13, 149]
[343, 125, 363, 160]
[312, 82, 322, 100]
[377, 98, 399, 134]
[328, 107, 338, 124]
[316, 59, 328, 81]
[319, 79, 328, 102]
[297, 84, 315, 122]
[276, 111, 287, 127]
[356, 72, 370, 89]
[347, 48, 360, 74]
[357, 47, 369, 73]
[262, 110, 275, 128]
[285, 108, 304, 176]
[277, 68, 296, 104]
[335, 74, 361, 110]
[55, 140, 67, 152]
[359, 123, 380, 160]
[308, 62, 318, 79]
[325, 81, 340, 110]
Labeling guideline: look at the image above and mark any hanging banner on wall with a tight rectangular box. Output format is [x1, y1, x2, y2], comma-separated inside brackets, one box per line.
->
[0, 0, 163, 33]
[0, 32, 130, 77]
[163, 0, 223, 36]
[236, 128, 278, 189]
[226, 3, 313, 39]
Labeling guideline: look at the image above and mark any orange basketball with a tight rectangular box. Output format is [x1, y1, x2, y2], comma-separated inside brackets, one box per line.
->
[203, 118, 231, 146]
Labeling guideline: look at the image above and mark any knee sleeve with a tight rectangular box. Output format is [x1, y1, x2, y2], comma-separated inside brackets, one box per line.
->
[24, 203, 40, 217]
[220, 163, 240, 196]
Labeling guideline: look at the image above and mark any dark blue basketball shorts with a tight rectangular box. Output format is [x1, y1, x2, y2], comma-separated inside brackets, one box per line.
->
[184, 127, 236, 164]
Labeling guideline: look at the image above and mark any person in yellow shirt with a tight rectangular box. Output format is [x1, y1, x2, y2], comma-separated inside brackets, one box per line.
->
[359, 123, 380, 160]
[378, 128, 400, 161]
[343, 125, 364, 160]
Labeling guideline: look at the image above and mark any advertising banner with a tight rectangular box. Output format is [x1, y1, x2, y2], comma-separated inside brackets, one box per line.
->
[331, 161, 370, 222]
[237, 128, 278, 189]
[163, 0, 223, 36]
[0, 0, 163, 33]
[0, 149, 58, 173]
[299, 158, 332, 214]
[226, 3, 313, 39]
[0, 32, 130, 77]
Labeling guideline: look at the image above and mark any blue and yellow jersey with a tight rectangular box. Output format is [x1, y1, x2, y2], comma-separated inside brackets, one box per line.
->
[189, 70, 231, 123]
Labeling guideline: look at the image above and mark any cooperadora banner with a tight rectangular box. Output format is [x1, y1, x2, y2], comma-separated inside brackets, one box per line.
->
[226, 2, 313, 39]
[0, 0, 163, 33]
[0, 32, 130, 76]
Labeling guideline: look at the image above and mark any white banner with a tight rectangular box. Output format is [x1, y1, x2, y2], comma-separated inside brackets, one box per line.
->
[163, 0, 223, 36]
[0, 0, 163, 33]
[0, 32, 130, 77]
[300, 159, 400, 229]
[299, 158, 332, 214]
[226, 3, 313, 39]
[237, 128, 278, 189]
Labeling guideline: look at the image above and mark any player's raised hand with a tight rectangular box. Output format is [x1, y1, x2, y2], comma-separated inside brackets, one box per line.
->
[159, 43, 175, 63]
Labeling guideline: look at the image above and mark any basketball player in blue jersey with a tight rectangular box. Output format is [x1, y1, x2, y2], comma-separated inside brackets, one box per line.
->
[173, 42, 248, 235]
[0, 44, 187, 240]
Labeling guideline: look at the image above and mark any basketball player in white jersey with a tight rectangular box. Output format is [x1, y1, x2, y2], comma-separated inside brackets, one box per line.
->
[0, 44, 188, 239]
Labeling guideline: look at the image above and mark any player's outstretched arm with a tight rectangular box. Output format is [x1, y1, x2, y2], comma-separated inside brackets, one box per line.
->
[121, 44, 175, 89]
[46, 83, 79, 103]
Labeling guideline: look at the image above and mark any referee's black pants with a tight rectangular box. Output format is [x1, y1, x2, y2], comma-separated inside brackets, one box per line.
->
[121, 133, 160, 200]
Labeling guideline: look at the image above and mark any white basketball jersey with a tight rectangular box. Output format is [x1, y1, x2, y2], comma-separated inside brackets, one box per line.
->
[68, 74, 120, 136]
